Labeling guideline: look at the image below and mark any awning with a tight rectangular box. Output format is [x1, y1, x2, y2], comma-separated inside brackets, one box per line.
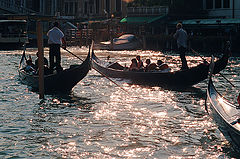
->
[120, 15, 167, 24]
[170, 18, 240, 25]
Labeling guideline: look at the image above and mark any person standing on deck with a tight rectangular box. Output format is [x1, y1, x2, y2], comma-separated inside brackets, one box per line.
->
[174, 23, 189, 70]
[47, 21, 66, 72]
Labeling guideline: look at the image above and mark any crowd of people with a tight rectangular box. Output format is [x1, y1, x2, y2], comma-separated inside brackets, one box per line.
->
[129, 55, 170, 72]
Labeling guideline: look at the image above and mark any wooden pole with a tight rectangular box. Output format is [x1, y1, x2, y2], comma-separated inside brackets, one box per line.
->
[110, 16, 114, 50]
[37, 20, 44, 99]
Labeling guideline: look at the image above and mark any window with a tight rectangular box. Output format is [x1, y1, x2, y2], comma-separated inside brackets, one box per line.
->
[215, 0, 221, 8]
[69, 2, 73, 15]
[106, 0, 110, 14]
[75, 2, 78, 14]
[96, 0, 99, 14]
[90, 5, 93, 14]
[116, 0, 122, 12]
[65, 2, 69, 14]
[84, 1, 88, 14]
[206, 0, 213, 9]
[223, 0, 230, 8]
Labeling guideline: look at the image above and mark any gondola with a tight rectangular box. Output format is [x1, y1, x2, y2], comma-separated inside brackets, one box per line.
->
[18, 49, 91, 93]
[206, 72, 240, 148]
[91, 49, 230, 88]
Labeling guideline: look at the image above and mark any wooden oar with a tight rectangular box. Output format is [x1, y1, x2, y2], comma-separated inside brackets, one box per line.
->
[191, 48, 235, 88]
[191, 48, 208, 63]
[63, 45, 130, 94]
[62, 47, 84, 62]
[19, 43, 27, 67]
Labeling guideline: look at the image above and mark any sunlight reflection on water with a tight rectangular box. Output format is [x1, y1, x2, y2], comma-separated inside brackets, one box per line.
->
[0, 47, 240, 158]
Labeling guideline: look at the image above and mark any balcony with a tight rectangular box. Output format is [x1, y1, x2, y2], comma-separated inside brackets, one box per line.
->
[127, 6, 169, 16]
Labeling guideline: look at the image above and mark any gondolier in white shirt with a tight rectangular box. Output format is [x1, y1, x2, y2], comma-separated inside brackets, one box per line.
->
[174, 23, 189, 70]
[47, 21, 66, 72]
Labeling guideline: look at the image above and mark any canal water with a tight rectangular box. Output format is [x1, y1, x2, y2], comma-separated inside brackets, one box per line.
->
[0, 47, 240, 158]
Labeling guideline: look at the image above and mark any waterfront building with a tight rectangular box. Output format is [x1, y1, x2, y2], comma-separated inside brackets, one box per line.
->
[61, 0, 127, 19]
[203, 0, 240, 18]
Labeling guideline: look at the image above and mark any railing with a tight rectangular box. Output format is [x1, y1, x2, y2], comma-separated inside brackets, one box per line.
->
[0, 0, 35, 14]
[127, 6, 169, 16]
[1, 33, 27, 38]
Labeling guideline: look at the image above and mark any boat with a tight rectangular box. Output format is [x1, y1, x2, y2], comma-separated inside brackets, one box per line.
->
[0, 20, 28, 49]
[94, 34, 141, 50]
[206, 72, 240, 148]
[18, 49, 91, 93]
[91, 49, 230, 88]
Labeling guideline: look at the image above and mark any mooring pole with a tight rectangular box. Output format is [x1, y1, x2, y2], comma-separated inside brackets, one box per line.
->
[37, 20, 44, 99]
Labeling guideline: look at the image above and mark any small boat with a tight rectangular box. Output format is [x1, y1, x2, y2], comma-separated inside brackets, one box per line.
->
[18, 49, 91, 93]
[91, 50, 230, 88]
[94, 34, 141, 50]
[206, 74, 240, 148]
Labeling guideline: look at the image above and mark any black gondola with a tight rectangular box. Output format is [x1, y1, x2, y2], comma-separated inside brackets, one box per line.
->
[206, 74, 240, 148]
[18, 50, 91, 93]
[91, 49, 230, 88]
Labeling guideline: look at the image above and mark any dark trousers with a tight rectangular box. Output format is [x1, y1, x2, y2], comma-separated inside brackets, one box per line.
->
[179, 46, 189, 70]
[49, 44, 61, 70]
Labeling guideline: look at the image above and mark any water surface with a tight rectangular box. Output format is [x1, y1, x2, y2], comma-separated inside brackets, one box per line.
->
[0, 47, 239, 158]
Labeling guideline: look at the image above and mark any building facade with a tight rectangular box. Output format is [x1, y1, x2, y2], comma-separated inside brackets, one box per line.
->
[0, 0, 127, 19]
[203, 0, 240, 18]
[62, 0, 127, 19]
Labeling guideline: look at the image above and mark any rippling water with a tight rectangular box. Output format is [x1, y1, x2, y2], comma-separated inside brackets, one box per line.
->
[0, 47, 240, 158]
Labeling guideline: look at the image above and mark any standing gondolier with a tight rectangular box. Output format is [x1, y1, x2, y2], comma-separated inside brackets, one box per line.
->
[174, 23, 189, 70]
[47, 21, 66, 72]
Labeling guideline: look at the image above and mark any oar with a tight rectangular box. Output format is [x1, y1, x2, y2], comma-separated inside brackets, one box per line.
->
[92, 64, 130, 94]
[63, 46, 130, 94]
[191, 48, 208, 63]
[191, 48, 235, 88]
[62, 47, 84, 62]
[19, 43, 27, 68]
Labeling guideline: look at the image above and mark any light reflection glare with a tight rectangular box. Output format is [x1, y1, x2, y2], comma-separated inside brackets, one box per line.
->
[217, 96, 232, 112]
[27, 49, 235, 158]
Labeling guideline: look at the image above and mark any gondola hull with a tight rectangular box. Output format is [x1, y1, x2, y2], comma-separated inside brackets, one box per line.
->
[92, 52, 229, 88]
[19, 52, 91, 92]
[206, 79, 240, 148]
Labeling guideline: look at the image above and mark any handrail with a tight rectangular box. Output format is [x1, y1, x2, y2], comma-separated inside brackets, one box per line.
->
[127, 6, 169, 15]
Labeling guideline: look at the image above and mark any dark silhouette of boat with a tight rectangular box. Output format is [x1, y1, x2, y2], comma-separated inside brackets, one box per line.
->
[206, 74, 240, 148]
[92, 49, 230, 88]
[19, 49, 91, 93]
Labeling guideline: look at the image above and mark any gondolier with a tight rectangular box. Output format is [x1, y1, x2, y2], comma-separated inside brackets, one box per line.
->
[47, 21, 66, 72]
[174, 23, 188, 70]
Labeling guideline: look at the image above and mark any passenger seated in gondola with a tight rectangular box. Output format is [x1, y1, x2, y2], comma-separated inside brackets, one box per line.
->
[129, 58, 138, 71]
[106, 55, 126, 70]
[145, 59, 157, 71]
[156, 60, 170, 71]
[136, 55, 143, 69]
[35, 52, 49, 68]
[108, 62, 125, 70]
[34, 52, 52, 75]
[24, 59, 36, 74]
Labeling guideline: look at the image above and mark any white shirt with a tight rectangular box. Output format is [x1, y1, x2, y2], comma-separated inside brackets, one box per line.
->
[174, 28, 188, 48]
[47, 27, 64, 44]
